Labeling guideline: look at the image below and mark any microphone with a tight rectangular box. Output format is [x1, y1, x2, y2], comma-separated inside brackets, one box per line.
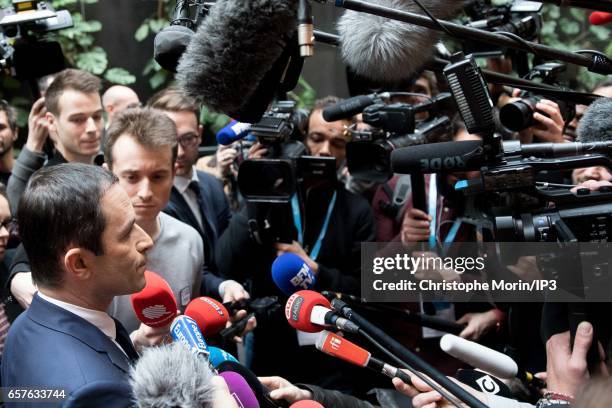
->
[208, 346, 239, 367]
[337, 0, 465, 82]
[589, 11, 612, 24]
[130, 342, 215, 407]
[577, 97, 612, 143]
[185, 296, 230, 336]
[170, 315, 209, 358]
[391, 140, 485, 174]
[454, 369, 515, 399]
[290, 401, 325, 408]
[219, 371, 260, 408]
[322, 93, 388, 122]
[175, 0, 300, 122]
[316, 330, 412, 385]
[131, 270, 178, 328]
[285, 290, 359, 333]
[217, 360, 286, 408]
[271, 253, 317, 296]
[297, 0, 314, 57]
[217, 120, 252, 146]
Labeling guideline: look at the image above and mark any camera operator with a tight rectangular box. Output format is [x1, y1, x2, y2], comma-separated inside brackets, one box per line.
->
[216, 96, 376, 391]
[507, 88, 565, 145]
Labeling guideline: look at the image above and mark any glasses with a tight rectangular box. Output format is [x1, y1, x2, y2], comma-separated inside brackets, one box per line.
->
[177, 133, 200, 148]
[0, 217, 16, 232]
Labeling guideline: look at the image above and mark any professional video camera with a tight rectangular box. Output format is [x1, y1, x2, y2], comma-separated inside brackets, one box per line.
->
[0, 0, 72, 78]
[499, 62, 576, 132]
[462, 0, 542, 58]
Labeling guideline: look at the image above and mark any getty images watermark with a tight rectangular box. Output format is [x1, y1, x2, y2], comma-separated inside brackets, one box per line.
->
[361, 242, 612, 303]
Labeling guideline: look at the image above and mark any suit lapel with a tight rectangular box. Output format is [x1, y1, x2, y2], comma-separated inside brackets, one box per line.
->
[169, 186, 205, 239]
[28, 295, 132, 374]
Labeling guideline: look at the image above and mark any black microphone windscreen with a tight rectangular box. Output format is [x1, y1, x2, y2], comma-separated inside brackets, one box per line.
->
[391, 140, 484, 174]
[176, 0, 297, 121]
[578, 97, 612, 143]
[130, 342, 215, 408]
[154, 25, 194, 73]
[217, 361, 280, 408]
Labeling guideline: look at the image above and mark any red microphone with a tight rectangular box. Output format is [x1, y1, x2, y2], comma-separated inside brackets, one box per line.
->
[290, 401, 325, 408]
[131, 270, 178, 328]
[284, 290, 359, 333]
[589, 11, 612, 24]
[184, 296, 230, 336]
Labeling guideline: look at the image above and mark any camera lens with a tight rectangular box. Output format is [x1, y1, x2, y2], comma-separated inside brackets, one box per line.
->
[499, 98, 537, 131]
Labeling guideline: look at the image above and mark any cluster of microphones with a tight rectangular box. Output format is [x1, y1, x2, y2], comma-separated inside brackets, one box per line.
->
[128, 254, 549, 407]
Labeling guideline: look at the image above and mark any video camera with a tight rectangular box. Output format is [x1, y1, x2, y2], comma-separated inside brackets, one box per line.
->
[0, 0, 72, 78]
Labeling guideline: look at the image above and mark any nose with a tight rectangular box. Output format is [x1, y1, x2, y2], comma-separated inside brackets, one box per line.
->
[317, 140, 332, 157]
[85, 116, 97, 134]
[583, 167, 601, 181]
[0, 225, 9, 239]
[177, 143, 186, 158]
[137, 179, 153, 202]
[134, 224, 154, 253]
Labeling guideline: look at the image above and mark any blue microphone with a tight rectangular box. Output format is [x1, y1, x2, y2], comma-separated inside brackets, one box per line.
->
[207, 346, 239, 367]
[271, 253, 316, 296]
[170, 315, 209, 358]
[216, 120, 252, 145]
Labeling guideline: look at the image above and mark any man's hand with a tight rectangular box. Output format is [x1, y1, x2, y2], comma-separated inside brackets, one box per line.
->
[457, 310, 499, 341]
[401, 208, 431, 244]
[220, 280, 256, 343]
[25, 97, 49, 153]
[258, 376, 313, 403]
[275, 241, 319, 275]
[215, 144, 238, 177]
[515, 96, 564, 144]
[545, 322, 609, 398]
[247, 142, 268, 159]
[571, 179, 612, 193]
[10, 272, 37, 309]
[130, 321, 173, 351]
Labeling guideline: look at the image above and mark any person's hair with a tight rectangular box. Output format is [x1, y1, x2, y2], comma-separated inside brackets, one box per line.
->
[17, 163, 119, 288]
[45, 69, 101, 116]
[147, 86, 200, 121]
[307, 95, 356, 126]
[104, 107, 178, 169]
[0, 100, 17, 133]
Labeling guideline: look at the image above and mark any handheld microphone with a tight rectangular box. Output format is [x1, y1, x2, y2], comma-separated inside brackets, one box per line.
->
[217, 361, 286, 408]
[589, 11, 612, 24]
[217, 120, 252, 146]
[131, 270, 178, 328]
[337, 0, 465, 82]
[208, 346, 239, 367]
[272, 253, 317, 296]
[454, 369, 515, 398]
[322, 93, 388, 122]
[185, 296, 230, 336]
[290, 401, 325, 408]
[170, 315, 209, 358]
[316, 330, 412, 385]
[219, 371, 260, 408]
[285, 290, 359, 333]
[130, 342, 215, 407]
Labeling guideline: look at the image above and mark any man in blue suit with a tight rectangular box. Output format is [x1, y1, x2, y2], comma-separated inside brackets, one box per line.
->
[1, 163, 153, 407]
[148, 88, 242, 301]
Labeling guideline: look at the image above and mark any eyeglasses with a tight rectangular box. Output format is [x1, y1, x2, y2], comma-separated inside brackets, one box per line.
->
[177, 133, 200, 148]
[0, 217, 16, 232]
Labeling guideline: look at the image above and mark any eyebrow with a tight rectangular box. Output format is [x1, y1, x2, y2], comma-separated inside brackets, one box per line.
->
[67, 109, 104, 119]
[118, 217, 136, 239]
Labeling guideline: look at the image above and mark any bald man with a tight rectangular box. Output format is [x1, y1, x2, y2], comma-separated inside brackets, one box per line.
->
[102, 85, 141, 126]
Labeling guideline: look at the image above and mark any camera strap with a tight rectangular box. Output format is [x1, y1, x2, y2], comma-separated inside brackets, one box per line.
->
[291, 191, 337, 261]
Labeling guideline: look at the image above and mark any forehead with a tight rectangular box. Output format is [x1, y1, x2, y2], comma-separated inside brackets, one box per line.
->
[0, 111, 8, 125]
[100, 184, 132, 225]
[111, 134, 174, 170]
[162, 110, 198, 133]
[0, 195, 9, 218]
[57, 89, 102, 116]
[308, 109, 350, 138]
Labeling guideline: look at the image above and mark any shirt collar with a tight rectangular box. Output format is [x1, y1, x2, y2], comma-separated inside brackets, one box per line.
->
[173, 166, 199, 194]
[38, 292, 117, 340]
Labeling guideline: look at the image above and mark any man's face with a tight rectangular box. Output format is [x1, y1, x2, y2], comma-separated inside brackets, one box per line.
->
[47, 90, 104, 163]
[111, 135, 175, 224]
[0, 111, 16, 157]
[572, 166, 612, 185]
[86, 184, 153, 296]
[306, 109, 351, 169]
[163, 110, 201, 177]
[0, 195, 11, 261]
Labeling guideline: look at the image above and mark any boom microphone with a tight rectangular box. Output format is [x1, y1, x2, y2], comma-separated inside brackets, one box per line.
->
[185, 296, 230, 336]
[285, 290, 359, 333]
[131, 270, 178, 328]
[337, 0, 465, 82]
[153, 0, 197, 72]
[577, 97, 612, 143]
[130, 342, 215, 408]
[272, 253, 317, 296]
[176, 0, 299, 122]
[391, 140, 485, 174]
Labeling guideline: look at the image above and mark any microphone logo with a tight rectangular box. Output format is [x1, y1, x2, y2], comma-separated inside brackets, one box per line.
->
[200, 297, 227, 317]
[329, 335, 342, 352]
[420, 156, 466, 172]
[229, 392, 246, 408]
[143, 304, 172, 320]
[289, 263, 315, 290]
[475, 374, 500, 395]
[285, 293, 304, 322]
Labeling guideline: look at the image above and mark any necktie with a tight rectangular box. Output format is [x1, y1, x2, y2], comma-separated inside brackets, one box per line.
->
[114, 319, 139, 363]
[188, 180, 216, 262]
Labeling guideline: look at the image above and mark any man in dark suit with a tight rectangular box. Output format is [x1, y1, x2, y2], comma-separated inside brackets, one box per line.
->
[148, 88, 243, 302]
[1, 163, 153, 407]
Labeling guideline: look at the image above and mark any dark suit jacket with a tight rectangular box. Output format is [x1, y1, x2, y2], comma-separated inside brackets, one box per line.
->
[164, 170, 231, 296]
[1, 295, 133, 408]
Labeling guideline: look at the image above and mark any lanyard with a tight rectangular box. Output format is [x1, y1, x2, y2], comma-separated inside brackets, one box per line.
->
[291, 191, 337, 261]
[428, 175, 438, 250]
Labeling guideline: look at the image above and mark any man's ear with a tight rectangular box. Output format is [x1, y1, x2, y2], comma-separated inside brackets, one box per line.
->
[64, 248, 94, 281]
[46, 112, 58, 140]
[198, 124, 203, 142]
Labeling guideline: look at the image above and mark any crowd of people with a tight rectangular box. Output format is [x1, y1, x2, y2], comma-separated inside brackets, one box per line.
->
[0, 62, 609, 408]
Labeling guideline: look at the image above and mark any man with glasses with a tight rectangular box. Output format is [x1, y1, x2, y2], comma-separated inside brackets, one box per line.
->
[147, 88, 247, 304]
[0, 100, 18, 185]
